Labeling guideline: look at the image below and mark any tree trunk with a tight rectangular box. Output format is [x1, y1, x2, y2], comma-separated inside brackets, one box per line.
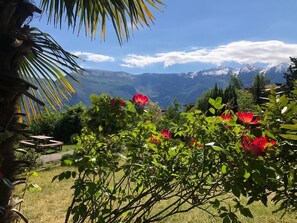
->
[0, 1, 41, 221]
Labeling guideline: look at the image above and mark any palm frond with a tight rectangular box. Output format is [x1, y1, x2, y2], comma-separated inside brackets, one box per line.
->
[18, 27, 83, 120]
[40, 0, 164, 43]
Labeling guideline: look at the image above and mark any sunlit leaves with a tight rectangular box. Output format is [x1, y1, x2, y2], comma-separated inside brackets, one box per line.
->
[19, 27, 82, 120]
[41, 0, 164, 43]
[52, 91, 297, 222]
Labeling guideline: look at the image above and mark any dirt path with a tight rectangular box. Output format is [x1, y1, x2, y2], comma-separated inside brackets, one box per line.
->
[40, 150, 74, 163]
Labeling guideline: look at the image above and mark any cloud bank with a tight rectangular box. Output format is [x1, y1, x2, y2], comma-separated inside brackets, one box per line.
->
[121, 40, 297, 68]
[73, 51, 115, 63]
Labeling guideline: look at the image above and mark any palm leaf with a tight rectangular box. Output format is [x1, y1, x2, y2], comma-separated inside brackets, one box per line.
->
[40, 0, 164, 43]
[18, 27, 83, 120]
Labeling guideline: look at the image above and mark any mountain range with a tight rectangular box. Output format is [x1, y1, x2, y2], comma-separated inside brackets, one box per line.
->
[64, 63, 289, 108]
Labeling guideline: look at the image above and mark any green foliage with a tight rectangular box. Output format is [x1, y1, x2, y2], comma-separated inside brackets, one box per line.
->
[284, 57, 297, 94]
[84, 94, 138, 135]
[197, 83, 238, 113]
[228, 74, 244, 90]
[29, 111, 61, 137]
[54, 103, 86, 144]
[252, 73, 270, 104]
[197, 84, 224, 113]
[54, 92, 297, 223]
[144, 101, 163, 124]
[29, 104, 85, 144]
[236, 89, 258, 112]
[162, 99, 185, 128]
[15, 150, 43, 170]
[47, 82, 297, 223]
[261, 86, 297, 214]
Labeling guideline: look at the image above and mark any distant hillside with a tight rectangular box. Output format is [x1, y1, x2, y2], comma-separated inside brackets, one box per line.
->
[64, 63, 288, 108]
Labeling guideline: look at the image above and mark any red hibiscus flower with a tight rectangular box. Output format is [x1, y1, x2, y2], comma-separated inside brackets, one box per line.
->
[111, 98, 126, 107]
[242, 136, 276, 156]
[132, 93, 149, 106]
[237, 112, 260, 125]
[221, 113, 232, 121]
[190, 139, 196, 146]
[149, 136, 161, 143]
[190, 139, 203, 148]
[160, 129, 171, 140]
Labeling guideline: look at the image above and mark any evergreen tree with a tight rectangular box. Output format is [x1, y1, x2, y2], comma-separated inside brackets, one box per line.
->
[252, 73, 270, 104]
[196, 83, 224, 114]
[284, 57, 297, 94]
[223, 85, 238, 112]
[228, 74, 243, 90]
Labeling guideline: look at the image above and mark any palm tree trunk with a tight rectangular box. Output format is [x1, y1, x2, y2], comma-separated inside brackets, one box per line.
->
[0, 99, 18, 222]
[0, 1, 41, 221]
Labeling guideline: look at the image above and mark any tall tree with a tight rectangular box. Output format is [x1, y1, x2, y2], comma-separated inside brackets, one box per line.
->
[252, 73, 270, 104]
[0, 0, 163, 222]
[228, 74, 243, 90]
[284, 57, 297, 94]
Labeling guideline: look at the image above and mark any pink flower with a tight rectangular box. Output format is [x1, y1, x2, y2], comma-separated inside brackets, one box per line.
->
[237, 112, 260, 125]
[221, 113, 232, 121]
[160, 129, 171, 140]
[242, 136, 276, 156]
[132, 93, 149, 106]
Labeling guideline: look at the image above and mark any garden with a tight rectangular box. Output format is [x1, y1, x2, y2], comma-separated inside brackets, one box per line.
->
[10, 72, 297, 222]
[1, 1, 297, 222]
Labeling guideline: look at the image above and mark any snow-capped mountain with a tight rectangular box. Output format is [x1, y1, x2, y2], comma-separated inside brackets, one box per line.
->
[183, 63, 289, 86]
[64, 63, 290, 108]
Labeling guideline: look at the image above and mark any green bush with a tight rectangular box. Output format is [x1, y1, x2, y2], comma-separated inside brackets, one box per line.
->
[54, 103, 86, 144]
[53, 87, 297, 223]
[29, 111, 61, 137]
[29, 104, 85, 144]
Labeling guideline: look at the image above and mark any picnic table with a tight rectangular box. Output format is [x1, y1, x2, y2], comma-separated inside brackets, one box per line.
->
[19, 135, 63, 153]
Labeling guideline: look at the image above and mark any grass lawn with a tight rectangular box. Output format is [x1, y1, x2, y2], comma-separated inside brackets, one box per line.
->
[61, 144, 78, 152]
[17, 166, 297, 223]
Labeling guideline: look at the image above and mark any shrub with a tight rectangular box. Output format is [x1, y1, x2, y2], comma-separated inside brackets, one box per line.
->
[54, 103, 86, 144]
[29, 110, 61, 137]
[29, 104, 85, 144]
[55, 89, 297, 222]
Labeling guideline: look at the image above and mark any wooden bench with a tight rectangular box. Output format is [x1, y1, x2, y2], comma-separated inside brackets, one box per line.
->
[37, 140, 64, 152]
[19, 140, 36, 148]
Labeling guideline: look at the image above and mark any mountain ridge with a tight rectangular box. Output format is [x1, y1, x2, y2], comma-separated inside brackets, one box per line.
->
[65, 63, 289, 108]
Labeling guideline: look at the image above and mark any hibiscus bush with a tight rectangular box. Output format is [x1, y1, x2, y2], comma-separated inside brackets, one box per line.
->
[55, 89, 297, 223]
[260, 86, 297, 214]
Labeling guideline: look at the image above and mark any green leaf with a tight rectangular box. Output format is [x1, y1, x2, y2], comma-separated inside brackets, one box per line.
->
[280, 133, 297, 140]
[222, 165, 227, 174]
[260, 195, 268, 206]
[281, 124, 297, 130]
[288, 169, 295, 189]
[214, 97, 224, 110]
[223, 216, 231, 223]
[27, 183, 42, 192]
[232, 186, 241, 198]
[244, 171, 251, 179]
[208, 98, 215, 106]
[65, 171, 72, 179]
[62, 158, 74, 166]
[247, 196, 256, 205]
[209, 107, 215, 114]
[240, 207, 253, 218]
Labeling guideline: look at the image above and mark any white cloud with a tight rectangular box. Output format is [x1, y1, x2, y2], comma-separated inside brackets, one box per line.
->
[121, 40, 297, 68]
[73, 51, 115, 63]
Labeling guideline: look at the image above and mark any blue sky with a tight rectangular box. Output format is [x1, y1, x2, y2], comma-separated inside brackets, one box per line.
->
[32, 0, 297, 74]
